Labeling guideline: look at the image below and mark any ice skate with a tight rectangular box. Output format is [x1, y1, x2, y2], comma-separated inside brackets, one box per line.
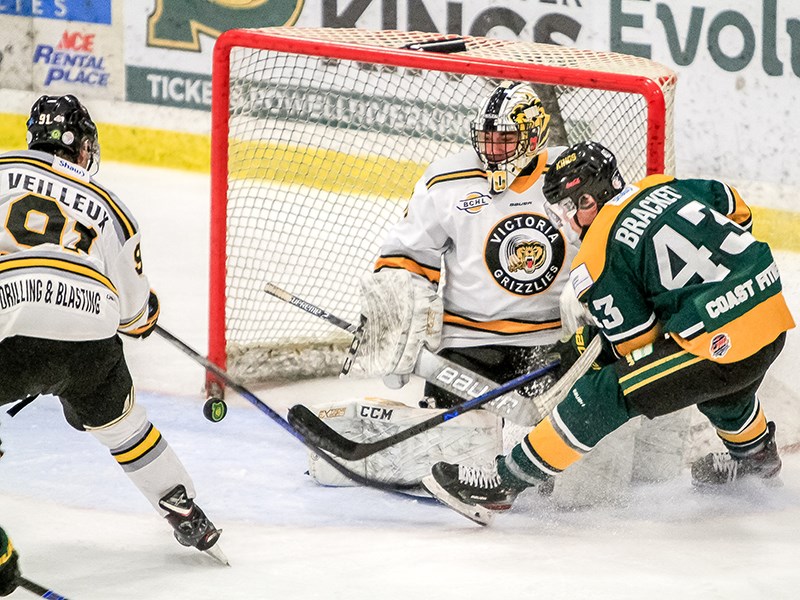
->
[692, 422, 782, 487]
[422, 461, 527, 525]
[159, 485, 229, 565]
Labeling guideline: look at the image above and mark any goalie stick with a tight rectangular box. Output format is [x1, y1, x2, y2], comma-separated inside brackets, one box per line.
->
[265, 282, 537, 422]
[287, 359, 559, 460]
[264, 282, 602, 427]
[153, 325, 418, 493]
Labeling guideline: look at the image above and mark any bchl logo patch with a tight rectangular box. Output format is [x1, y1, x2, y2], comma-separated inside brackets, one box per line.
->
[456, 192, 491, 214]
[710, 333, 731, 358]
[485, 213, 566, 296]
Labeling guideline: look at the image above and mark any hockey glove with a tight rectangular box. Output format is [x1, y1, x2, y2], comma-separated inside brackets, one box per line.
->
[353, 269, 442, 379]
[120, 290, 160, 339]
[548, 325, 615, 379]
[0, 530, 19, 597]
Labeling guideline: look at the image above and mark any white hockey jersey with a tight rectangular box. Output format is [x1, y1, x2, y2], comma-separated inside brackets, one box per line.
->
[377, 147, 578, 349]
[0, 150, 153, 342]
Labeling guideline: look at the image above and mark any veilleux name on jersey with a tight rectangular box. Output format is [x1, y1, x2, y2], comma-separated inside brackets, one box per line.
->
[6, 170, 111, 230]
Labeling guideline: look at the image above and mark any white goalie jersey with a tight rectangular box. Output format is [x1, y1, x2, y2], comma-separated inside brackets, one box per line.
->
[0, 149, 153, 342]
[376, 146, 577, 349]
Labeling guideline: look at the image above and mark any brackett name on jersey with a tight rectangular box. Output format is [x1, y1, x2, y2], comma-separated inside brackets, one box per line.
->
[613, 185, 683, 249]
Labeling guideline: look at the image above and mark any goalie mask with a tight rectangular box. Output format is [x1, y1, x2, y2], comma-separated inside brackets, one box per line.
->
[27, 95, 100, 173]
[471, 81, 550, 194]
[542, 141, 625, 240]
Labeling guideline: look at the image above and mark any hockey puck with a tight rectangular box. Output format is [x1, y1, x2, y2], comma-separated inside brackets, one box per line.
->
[203, 397, 228, 422]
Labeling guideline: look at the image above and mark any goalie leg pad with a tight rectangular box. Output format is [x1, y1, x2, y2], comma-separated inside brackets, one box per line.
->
[306, 397, 502, 487]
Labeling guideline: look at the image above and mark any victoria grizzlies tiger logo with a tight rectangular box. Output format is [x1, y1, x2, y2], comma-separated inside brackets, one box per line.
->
[507, 240, 546, 273]
[485, 213, 566, 296]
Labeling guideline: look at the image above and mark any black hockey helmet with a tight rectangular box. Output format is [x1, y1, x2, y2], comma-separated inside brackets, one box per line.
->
[543, 141, 625, 235]
[26, 95, 99, 170]
[543, 141, 625, 209]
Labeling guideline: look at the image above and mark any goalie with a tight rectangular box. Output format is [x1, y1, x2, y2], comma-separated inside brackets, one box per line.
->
[354, 80, 575, 406]
[307, 81, 585, 488]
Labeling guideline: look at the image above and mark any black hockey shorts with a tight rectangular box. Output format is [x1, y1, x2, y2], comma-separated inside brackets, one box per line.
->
[0, 335, 133, 430]
[614, 332, 786, 419]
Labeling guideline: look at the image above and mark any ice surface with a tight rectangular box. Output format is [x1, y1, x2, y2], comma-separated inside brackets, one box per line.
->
[2, 162, 800, 599]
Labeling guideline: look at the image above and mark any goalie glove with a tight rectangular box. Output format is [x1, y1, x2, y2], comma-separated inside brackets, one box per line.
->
[352, 269, 443, 380]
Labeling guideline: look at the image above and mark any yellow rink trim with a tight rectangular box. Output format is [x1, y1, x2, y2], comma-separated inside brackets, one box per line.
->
[751, 205, 800, 253]
[228, 139, 423, 199]
[0, 113, 210, 173]
[2, 112, 799, 240]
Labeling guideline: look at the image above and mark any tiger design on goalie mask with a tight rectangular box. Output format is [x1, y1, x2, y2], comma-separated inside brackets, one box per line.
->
[507, 240, 546, 274]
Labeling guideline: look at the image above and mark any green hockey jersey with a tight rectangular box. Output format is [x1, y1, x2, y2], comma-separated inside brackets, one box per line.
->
[569, 175, 794, 363]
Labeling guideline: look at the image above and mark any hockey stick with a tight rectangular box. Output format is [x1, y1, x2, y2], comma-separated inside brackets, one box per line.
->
[287, 359, 559, 460]
[153, 325, 417, 492]
[17, 576, 72, 599]
[263, 282, 543, 424]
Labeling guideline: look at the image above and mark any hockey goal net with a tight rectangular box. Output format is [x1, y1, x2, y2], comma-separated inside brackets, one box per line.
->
[209, 27, 677, 384]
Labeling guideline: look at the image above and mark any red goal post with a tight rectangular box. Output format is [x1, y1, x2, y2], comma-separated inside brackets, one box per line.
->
[208, 27, 677, 387]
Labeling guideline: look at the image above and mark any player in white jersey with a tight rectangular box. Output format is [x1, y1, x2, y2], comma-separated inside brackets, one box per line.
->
[0, 95, 222, 558]
[358, 80, 575, 407]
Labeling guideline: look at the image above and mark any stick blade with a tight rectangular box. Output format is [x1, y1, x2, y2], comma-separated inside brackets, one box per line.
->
[287, 404, 363, 460]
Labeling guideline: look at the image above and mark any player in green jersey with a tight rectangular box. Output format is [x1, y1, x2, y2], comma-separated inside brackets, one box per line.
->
[0, 527, 19, 597]
[422, 141, 795, 525]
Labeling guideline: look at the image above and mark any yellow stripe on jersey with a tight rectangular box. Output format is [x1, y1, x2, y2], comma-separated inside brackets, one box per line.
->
[426, 169, 486, 189]
[724, 182, 752, 227]
[0, 256, 117, 293]
[527, 416, 583, 471]
[443, 312, 561, 334]
[572, 174, 675, 285]
[119, 304, 148, 329]
[0, 155, 137, 240]
[508, 150, 548, 193]
[112, 426, 162, 465]
[717, 408, 767, 445]
[673, 292, 795, 363]
[374, 257, 441, 284]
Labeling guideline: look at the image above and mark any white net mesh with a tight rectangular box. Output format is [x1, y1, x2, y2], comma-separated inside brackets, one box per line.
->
[213, 27, 677, 382]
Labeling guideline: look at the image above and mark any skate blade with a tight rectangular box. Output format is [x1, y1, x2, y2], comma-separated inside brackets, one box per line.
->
[421, 475, 494, 526]
[204, 541, 231, 566]
[692, 474, 784, 493]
